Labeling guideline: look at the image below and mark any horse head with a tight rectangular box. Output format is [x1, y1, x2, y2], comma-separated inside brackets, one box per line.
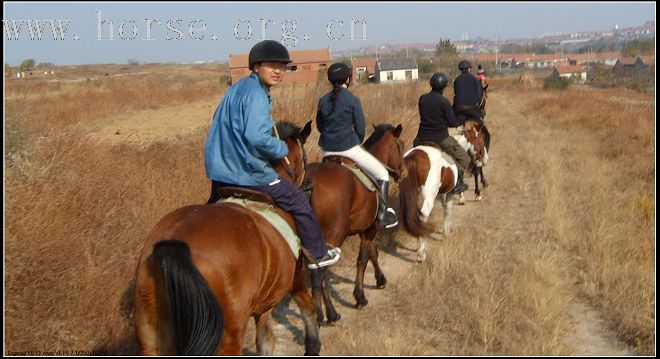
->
[363, 123, 405, 182]
[462, 120, 489, 167]
[274, 121, 312, 187]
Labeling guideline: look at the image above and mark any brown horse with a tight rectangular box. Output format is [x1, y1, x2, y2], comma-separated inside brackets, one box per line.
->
[134, 121, 322, 355]
[399, 120, 487, 262]
[306, 123, 404, 324]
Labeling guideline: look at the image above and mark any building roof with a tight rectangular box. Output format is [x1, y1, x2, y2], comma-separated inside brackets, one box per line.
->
[469, 51, 621, 63]
[352, 57, 377, 74]
[229, 48, 332, 69]
[617, 57, 644, 65]
[377, 57, 418, 71]
[555, 65, 585, 74]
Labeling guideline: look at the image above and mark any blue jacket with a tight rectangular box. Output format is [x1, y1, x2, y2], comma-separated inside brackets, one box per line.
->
[204, 72, 288, 186]
[316, 87, 366, 152]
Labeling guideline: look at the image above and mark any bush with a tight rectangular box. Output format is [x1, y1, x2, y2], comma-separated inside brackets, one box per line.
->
[543, 76, 572, 90]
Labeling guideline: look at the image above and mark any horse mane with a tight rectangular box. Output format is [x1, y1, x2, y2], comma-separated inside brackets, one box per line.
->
[363, 124, 396, 148]
[275, 121, 304, 141]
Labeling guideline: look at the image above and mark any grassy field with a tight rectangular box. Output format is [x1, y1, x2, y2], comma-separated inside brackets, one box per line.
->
[4, 65, 655, 355]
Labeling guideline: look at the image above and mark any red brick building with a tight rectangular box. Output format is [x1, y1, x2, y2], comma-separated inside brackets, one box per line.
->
[229, 48, 332, 85]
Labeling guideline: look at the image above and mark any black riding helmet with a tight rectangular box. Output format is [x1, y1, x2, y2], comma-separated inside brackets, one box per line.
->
[458, 60, 472, 71]
[248, 40, 292, 70]
[327, 63, 352, 83]
[430, 72, 449, 91]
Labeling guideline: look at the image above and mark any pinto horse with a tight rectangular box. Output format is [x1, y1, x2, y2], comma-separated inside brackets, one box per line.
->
[306, 124, 404, 324]
[134, 121, 322, 355]
[399, 120, 487, 262]
[458, 120, 491, 202]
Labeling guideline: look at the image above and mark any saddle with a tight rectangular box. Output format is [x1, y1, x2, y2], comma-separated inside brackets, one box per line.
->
[215, 186, 303, 259]
[322, 156, 377, 192]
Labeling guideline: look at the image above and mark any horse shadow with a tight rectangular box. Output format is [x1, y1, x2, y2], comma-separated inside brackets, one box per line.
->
[376, 230, 417, 264]
[91, 281, 141, 355]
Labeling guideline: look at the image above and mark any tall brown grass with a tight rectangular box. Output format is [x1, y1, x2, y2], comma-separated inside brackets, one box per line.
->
[4, 68, 654, 355]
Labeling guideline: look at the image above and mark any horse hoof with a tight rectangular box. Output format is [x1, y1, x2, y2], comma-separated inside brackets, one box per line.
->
[376, 276, 387, 289]
[475, 196, 482, 201]
[326, 313, 341, 324]
[483, 182, 489, 188]
[355, 299, 368, 308]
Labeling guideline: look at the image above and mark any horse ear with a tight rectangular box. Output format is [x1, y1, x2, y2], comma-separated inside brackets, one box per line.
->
[393, 124, 403, 138]
[301, 121, 312, 142]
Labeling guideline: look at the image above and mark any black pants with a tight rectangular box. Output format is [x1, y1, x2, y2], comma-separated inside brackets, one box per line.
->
[208, 179, 328, 258]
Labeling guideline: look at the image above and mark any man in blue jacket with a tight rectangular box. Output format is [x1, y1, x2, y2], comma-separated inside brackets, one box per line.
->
[204, 40, 340, 270]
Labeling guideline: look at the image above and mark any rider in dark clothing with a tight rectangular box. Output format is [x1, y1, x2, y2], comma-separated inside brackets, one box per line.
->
[414, 72, 470, 194]
[453, 60, 484, 122]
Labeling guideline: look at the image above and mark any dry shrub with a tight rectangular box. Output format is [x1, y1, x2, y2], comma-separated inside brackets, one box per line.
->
[517, 72, 537, 88]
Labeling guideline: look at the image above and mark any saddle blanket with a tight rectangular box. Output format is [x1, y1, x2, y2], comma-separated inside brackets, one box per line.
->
[220, 197, 301, 259]
[343, 165, 377, 192]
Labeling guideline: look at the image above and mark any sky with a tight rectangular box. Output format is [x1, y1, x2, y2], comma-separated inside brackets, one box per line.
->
[3, 2, 655, 66]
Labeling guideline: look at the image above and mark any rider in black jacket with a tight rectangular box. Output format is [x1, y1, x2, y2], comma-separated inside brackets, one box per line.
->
[453, 60, 484, 122]
[414, 72, 470, 194]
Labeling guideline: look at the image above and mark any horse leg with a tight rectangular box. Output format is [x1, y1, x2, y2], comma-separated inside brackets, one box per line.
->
[474, 166, 482, 201]
[308, 267, 327, 324]
[135, 261, 173, 355]
[291, 288, 321, 355]
[353, 237, 371, 308]
[219, 315, 248, 355]
[416, 236, 427, 263]
[364, 226, 386, 288]
[320, 269, 341, 324]
[254, 312, 274, 355]
[443, 193, 454, 234]
[480, 166, 489, 188]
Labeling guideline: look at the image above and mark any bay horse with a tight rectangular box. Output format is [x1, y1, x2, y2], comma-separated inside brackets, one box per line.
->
[306, 124, 404, 324]
[399, 120, 487, 262]
[134, 121, 322, 355]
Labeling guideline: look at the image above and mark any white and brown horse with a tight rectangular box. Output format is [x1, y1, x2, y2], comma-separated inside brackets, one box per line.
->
[399, 120, 488, 262]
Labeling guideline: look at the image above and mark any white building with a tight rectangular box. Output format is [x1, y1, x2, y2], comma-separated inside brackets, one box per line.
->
[375, 58, 418, 84]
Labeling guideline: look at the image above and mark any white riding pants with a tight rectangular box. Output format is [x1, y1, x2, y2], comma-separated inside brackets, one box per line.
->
[322, 145, 389, 181]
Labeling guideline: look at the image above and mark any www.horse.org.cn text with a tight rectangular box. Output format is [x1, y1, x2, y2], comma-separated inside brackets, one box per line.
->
[2, 9, 368, 47]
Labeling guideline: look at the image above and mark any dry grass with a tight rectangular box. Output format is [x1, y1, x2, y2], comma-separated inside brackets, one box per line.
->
[4, 66, 655, 355]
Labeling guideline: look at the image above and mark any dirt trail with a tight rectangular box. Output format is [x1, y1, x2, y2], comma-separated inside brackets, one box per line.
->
[242, 91, 635, 355]
[89, 90, 636, 355]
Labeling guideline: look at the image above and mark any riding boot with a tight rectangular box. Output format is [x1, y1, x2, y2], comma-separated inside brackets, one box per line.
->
[449, 171, 469, 194]
[376, 180, 398, 230]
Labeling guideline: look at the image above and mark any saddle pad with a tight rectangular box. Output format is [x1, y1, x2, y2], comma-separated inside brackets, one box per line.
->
[405, 145, 457, 167]
[220, 197, 301, 259]
[342, 164, 377, 192]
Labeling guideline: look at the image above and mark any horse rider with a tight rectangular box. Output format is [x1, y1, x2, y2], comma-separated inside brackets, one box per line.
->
[476, 64, 489, 116]
[204, 40, 340, 270]
[315, 62, 399, 230]
[413, 72, 470, 195]
[453, 60, 484, 123]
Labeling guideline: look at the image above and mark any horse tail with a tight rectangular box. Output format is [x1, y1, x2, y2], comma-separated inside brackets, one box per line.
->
[399, 154, 433, 237]
[153, 239, 224, 355]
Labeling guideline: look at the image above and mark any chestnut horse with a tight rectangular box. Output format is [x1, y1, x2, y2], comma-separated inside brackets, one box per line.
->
[399, 120, 487, 262]
[306, 124, 404, 324]
[134, 121, 322, 355]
